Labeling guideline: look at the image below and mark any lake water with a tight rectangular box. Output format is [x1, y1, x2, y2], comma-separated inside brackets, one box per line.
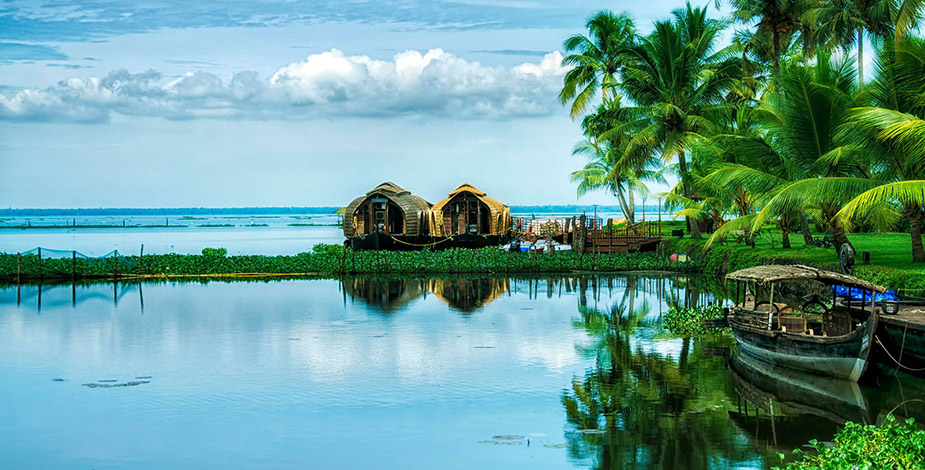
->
[1, 275, 921, 469]
[0, 211, 665, 257]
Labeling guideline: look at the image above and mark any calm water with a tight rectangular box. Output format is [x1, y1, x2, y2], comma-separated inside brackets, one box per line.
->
[1, 276, 922, 469]
[0, 211, 665, 256]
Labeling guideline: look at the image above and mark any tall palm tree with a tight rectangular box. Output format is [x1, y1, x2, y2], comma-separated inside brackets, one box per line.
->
[559, 11, 636, 119]
[730, 0, 811, 81]
[819, 0, 894, 85]
[618, 3, 741, 238]
[895, 0, 925, 38]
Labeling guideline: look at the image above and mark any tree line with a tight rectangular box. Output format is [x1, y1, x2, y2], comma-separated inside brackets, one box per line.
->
[562, 0, 925, 261]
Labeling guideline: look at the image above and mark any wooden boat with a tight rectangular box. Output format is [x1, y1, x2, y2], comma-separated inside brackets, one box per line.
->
[429, 183, 512, 249]
[343, 182, 433, 251]
[726, 265, 887, 381]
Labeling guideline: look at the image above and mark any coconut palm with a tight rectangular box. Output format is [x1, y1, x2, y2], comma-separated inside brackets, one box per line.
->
[818, 0, 894, 85]
[559, 11, 636, 119]
[617, 3, 741, 238]
[730, 0, 812, 81]
[896, 0, 925, 38]
[832, 37, 925, 261]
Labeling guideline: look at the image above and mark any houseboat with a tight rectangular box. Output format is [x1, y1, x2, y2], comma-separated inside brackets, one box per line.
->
[430, 183, 512, 248]
[343, 182, 432, 251]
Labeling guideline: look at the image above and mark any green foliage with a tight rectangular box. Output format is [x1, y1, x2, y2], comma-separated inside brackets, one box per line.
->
[774, 415, 925, 470]
[663, 304, 726, 337]
[201, 247, 227, 257]
[0, 245, 687, 281]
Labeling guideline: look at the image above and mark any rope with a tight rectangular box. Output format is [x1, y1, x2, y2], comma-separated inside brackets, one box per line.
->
[875, 335, 925, 372]
[388, 235, 455, 247]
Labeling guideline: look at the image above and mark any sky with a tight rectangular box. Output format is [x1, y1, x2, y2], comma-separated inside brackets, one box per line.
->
[0, 0, 730, 208]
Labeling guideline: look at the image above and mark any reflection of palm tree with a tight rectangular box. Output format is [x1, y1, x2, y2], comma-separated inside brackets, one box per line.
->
[563, 277, 756, 469]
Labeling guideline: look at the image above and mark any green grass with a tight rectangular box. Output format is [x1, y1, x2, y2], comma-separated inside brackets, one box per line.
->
[670, 228, 925, 292]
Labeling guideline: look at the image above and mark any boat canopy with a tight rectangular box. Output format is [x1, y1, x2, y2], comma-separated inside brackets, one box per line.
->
[726, 265, 887, 293]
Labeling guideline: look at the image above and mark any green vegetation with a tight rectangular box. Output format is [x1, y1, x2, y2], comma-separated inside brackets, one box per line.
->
[670, 231, 925, 291]
[663, 305, 727, 336]
[774, 415, 925, 470]
[560, 1, 925, 272]
[0, 244, 693, 281]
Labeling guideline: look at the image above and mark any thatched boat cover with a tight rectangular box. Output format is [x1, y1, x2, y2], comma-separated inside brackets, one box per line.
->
[726, 265, 887, 292]
[430, 183, 511, 236]
[343, 181, 432, 237]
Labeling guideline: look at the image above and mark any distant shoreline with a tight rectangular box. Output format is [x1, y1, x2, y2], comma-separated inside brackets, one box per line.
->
[0, 205, 657, 217]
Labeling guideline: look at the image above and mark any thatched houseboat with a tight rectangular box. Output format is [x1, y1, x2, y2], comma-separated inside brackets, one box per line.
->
[430, 183, 512, 248]
[343, 182, 432, 250]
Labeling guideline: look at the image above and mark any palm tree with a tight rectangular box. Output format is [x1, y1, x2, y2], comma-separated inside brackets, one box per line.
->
[834, 37, 925, 261]
[818, 0, 894, 85]
[559, 11, 636, 119]
[745, 55, 877, 253]
[618, 3, 741, 238]
[574, 102, 664, 225]
[896, 0, 925, 38]
[730, 0, 811, 81]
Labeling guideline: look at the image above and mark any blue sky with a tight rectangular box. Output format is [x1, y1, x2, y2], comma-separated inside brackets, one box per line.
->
[0, 0, 725, 208]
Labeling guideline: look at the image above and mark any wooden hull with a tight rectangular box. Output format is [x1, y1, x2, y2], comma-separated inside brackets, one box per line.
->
[347, 233, 510, 251]
[877, 315, 925, 374]
[730, 312, 877, 381]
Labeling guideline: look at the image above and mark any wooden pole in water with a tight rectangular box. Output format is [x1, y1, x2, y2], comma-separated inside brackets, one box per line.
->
[38, 247, 42, 281]
[16, 252, 21, 284]
[71, 250, 76, 281]
[139, 244, 144, 275]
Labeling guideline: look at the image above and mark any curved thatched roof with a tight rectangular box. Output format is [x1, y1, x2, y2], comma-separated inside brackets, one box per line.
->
[343, 181, 431, 237]
[726, 265, 887, 293]
[431, 183, 510, 236]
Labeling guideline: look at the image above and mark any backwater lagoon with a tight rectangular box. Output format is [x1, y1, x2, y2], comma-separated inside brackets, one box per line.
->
[1, 276, 922, 469]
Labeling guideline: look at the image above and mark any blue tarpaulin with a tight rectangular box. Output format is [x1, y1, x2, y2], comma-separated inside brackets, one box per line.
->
[833, 285, 899, 302]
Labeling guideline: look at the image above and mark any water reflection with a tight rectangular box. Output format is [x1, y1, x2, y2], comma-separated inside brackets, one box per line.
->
[727, 352, 925, 454]
[1, 275, 923, 470]
[562, 278, 751, 470]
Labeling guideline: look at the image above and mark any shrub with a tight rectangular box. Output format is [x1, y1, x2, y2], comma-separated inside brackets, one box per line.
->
[201, 247, 227, 257]
[663, 305, 726, 336]
[774, 415, 925, 470]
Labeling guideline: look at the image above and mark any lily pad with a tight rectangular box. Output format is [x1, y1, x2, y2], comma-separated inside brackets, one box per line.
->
[478, 440, 522, 446]
[82, 380, 150, 389]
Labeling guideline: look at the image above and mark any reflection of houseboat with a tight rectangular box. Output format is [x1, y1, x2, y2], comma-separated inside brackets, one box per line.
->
[342, 277, 510, 313]
[343, 182, 432, 251]
[342, 278, 428, 313]
[427, 278, 509, 313]
[726, 265, 882, 381]
[430, 183, 512, 248]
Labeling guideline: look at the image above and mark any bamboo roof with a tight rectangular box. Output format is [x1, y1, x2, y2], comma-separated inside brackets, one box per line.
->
[726, 265, 887, 293]
[430, 183, 511, 236]
[343, 181, 432, 237]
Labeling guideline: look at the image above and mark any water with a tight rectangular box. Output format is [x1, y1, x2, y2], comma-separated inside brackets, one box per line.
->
[1, 276, 921, 469]
[0, 211, 667, 256]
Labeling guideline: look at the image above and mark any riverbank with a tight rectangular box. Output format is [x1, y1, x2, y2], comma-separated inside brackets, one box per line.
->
[668, 232, 925, 293]
[0, 245, 693, 282]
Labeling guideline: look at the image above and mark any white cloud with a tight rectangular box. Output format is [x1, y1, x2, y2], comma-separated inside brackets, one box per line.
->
[0, 49, 567, 122]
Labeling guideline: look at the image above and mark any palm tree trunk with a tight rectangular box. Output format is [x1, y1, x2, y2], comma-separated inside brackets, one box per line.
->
[857, 28, 864, 87]
[677, 153, 702, 239]
[627, 190, 635, 224]
[800, 212, 814, 246]
[781, 226, 791, 249]
[772, 29, 781, 84]
[831, 221, 853, 255]
[614, 186, 634, 225]
[909, 206, 925, 262]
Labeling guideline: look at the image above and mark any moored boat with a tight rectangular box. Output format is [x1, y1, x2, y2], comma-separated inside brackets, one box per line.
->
[726, 265, 886, 381]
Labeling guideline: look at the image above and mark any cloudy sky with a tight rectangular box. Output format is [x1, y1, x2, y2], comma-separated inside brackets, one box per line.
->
[0, 0, 726, 208]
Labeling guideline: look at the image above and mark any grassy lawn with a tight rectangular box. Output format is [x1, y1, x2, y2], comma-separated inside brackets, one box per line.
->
[670, 226, 925, 292]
